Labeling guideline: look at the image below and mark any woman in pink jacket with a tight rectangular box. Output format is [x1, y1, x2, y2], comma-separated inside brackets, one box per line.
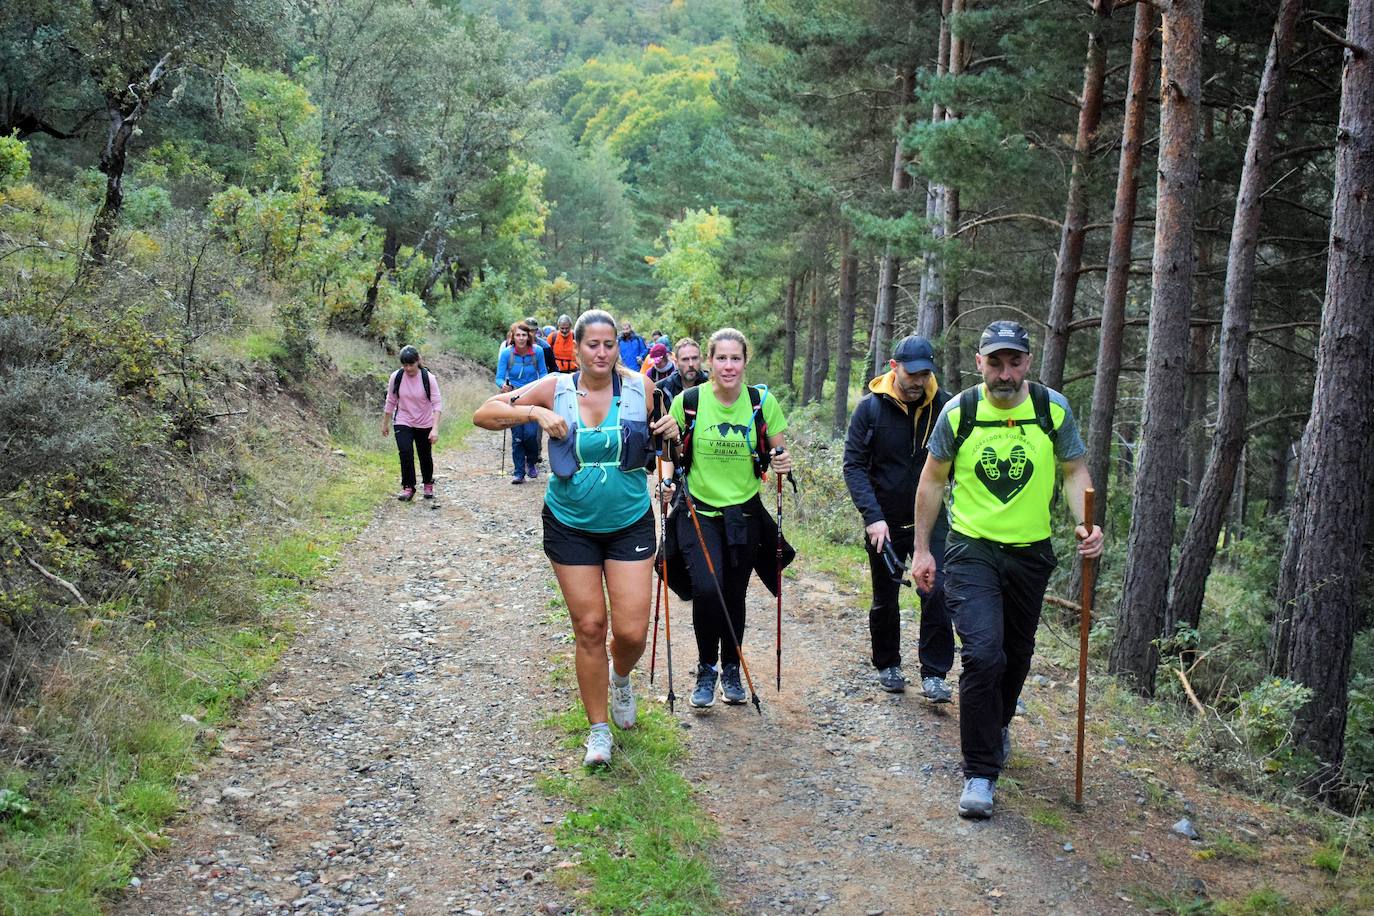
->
[381, 345, 443, 500]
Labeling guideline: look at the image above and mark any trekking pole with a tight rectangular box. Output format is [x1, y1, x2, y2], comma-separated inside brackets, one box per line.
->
[1075, 487, 1097, 806]
[679, 479, 762, 716]
[500, 428, 507, 476]
[649, 456, 664, 686]
[661, 540, 676, 713]
[648, 388, 675, 710]
[775, 466, 783, 692]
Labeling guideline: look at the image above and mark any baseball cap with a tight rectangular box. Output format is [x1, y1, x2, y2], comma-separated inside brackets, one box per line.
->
[978, 320, 1032, 356]
[892, 335, 937, 374]
[648, 342, 668, 360]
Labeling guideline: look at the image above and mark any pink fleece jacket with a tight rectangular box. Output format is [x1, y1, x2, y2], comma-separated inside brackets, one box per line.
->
[384, 369, 442, 428]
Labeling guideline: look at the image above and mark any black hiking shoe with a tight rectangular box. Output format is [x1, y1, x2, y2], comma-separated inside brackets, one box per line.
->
[720, 663, 746, 704]
[878, 665, 906, 693]
[690, 664, 718, 708]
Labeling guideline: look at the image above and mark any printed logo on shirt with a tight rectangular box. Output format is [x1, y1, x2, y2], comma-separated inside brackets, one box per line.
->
[973, 435, 1036, 504]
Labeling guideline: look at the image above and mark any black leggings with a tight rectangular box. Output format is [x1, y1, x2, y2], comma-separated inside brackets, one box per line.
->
[676, 507, 755, 667]
[394, 425, 434, 488]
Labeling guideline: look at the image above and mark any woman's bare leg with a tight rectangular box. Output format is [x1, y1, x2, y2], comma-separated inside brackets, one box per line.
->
[552, 562, 611, 724]
[604, 557, 654, 678]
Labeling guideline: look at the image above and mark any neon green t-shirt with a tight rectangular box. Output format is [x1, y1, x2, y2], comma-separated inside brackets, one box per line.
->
[927, 385, 1086, 544]
[670, 384, 788, 510]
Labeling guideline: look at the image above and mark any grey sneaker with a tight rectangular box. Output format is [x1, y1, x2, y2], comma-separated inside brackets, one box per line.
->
[690, 664, 718, 708]
[959, 777, 995, 818]
[583, 728, 612, 767]
[998, 725, 1011, 767]
[921, 676, 952, 703]
[610, 675, 637, 729]
[720, 663, 746, 704]
[878, 666, 906, 693]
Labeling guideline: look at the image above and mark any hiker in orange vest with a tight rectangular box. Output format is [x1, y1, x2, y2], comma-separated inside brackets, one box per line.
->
[547, 314, 578, 372]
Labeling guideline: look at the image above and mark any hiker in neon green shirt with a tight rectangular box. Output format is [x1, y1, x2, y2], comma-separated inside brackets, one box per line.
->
[911, 320, 1103, 820]
[662, 328, 795, 709]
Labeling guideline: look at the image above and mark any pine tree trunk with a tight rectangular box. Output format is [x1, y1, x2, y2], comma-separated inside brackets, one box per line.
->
[1041, 0, 1114, 391]
[1166, 0, 1303, 639]
[1181, 318, 1212, 508]
[917, 0, 954, 339]
[783, 275, 799, 390]
[803, 277, 821, 404]
[942, 186, 961, 390]
[871, 65, 919, 378]
[1109, 0, 1203, 696]
[939, 0, 968, 391]
[1281, 0, 1374, 775]
[1085, 2, 1154, 531]
[833, 226, 860, 436]
[1267, 438, 1293, 512]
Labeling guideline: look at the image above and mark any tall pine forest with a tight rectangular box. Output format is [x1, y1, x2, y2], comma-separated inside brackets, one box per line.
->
[2, 0, 1373, 910]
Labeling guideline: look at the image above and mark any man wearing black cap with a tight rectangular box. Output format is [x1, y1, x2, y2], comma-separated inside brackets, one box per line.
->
[844, 335, 955, 699]
[911, 320, 1103, 819]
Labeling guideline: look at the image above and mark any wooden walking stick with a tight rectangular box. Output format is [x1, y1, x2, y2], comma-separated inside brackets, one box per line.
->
[1075, 487, 1097, 805]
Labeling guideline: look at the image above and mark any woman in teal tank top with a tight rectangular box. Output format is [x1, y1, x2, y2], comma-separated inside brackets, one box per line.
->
[474, 310, 680, 768]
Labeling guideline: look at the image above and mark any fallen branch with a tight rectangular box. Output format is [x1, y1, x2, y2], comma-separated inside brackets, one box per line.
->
[1044, 595, 1082, 613]
[1174, 666, 1206, 716]
[11, 541, 87, 606]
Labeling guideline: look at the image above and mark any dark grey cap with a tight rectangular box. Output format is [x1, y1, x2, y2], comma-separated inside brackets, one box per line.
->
[892, 335, 937, 373]
[978, 320, 1031, 356]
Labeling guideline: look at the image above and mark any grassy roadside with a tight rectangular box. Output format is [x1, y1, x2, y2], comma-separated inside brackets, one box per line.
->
[537, 620, 723, 913]
[0, 386, 475, 914]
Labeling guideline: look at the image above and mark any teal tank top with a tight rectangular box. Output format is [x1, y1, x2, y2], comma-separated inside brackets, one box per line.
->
[544, 394, 650, 532]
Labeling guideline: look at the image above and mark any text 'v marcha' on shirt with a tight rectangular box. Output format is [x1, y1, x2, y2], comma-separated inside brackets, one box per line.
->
[927, 384, 1086, 545]
[669, 384, 788, 512]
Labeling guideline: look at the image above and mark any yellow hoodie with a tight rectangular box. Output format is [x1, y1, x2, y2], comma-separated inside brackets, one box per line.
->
[868, 369, 942, 446]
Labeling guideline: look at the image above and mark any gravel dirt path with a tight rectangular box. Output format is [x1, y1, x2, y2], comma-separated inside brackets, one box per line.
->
[122, 430, 1133, 915]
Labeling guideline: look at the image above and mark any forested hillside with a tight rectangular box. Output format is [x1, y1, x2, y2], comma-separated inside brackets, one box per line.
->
[2, 0, 1372, 912]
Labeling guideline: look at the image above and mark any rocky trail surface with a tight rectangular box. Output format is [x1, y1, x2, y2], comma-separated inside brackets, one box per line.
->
[122, 431, 1133, 915]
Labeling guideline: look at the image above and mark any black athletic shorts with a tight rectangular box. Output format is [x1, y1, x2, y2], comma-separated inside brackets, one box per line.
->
[542, 505, 656, 566]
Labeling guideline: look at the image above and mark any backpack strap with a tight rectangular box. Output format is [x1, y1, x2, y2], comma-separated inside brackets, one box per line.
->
[679, 385, 702, 479]
[747, 384, 771, 479]
[678, 385, 772, 481]
[951, 386, 981, 454]
[391, 367, 432, 402]
[1027, 381, 1056, 444]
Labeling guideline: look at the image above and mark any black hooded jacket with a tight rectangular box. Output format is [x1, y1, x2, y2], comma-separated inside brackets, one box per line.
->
[843, 372, 950, 531]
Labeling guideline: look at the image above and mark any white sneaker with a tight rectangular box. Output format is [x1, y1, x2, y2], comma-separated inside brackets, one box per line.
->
[583, 728, 613, 767]
[610, 674, 637, 729]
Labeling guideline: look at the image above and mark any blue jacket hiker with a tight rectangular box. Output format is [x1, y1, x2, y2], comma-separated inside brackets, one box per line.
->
[618, 321, 650, 371]
[497, 322, 548, 483]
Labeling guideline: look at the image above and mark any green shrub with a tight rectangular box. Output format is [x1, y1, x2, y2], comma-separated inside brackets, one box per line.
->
[274, 297, 322, 366]
[371, 285, 430, 350]
[0, 133, 31, 190]
[1344, 629, 1374, 784]
[123, 185, 174, 228]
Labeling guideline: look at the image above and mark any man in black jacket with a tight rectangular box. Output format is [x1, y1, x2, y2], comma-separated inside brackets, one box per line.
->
[844, 335, 954, 699]
[655, 337, 709, 403]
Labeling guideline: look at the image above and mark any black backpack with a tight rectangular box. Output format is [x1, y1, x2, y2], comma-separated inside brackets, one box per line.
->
[392, 366, 432, 401]
[677, 384, 771, 480]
